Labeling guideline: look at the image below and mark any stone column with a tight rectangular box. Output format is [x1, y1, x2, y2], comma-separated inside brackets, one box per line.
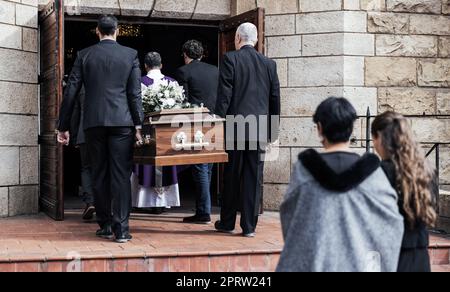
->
[0, 0, 39, 217]
[365, 0, 450, 192]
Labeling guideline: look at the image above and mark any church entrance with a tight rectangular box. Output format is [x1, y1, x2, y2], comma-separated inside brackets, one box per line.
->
[63, 19, 220, 212]
[39, 0, 265, 220]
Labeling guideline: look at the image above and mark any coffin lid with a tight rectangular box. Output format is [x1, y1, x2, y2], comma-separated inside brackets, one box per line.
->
[145, 108, 226, 126]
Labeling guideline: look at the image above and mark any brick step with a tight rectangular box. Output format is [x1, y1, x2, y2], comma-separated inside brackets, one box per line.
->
[432, 265, 450, 272]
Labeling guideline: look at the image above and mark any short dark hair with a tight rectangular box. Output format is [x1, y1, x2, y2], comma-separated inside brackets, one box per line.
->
[97, 15, 118, 36]
[313, 97, 357, 144]
[145, 52, 162, 69]
[182, 40, 204, 60]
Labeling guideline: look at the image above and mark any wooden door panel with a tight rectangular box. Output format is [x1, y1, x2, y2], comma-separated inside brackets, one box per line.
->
[39, 0, 64, 221]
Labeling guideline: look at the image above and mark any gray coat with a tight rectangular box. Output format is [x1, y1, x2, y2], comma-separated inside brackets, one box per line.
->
[277, 150, 404, 272]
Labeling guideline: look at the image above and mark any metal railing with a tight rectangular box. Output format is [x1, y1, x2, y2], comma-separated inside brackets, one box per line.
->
[357, 108, 450, 216]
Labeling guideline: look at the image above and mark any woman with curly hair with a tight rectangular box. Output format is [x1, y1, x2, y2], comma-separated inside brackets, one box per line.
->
[372, 112, 437, 272]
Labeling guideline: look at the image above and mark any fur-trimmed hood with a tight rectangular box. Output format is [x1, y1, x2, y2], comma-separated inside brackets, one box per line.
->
[298, 149, 381, 192]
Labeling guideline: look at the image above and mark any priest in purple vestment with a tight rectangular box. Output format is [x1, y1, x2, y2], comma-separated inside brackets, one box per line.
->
[131, 52, 181, 211]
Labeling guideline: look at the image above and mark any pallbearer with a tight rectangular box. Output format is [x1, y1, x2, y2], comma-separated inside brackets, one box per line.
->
[175, 40, 220, 224]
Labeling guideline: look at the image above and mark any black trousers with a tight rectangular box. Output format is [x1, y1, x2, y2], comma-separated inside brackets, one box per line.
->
[220, 148, 264, 234]
[79, 144, 94, 205]
[85, 127, 135, 236]
[397, 248, 431, 273]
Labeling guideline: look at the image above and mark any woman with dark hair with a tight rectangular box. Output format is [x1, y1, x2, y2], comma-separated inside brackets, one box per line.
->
[372, 112, 437, 273]
[277, 97, 404, 272]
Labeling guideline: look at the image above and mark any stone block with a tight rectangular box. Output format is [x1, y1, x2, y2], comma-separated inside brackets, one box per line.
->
[378, 88, 437, 115]
[232, 0, 256, 15]
[0, 147, 19, 186]
[0, 48, 37, 83]
[444, 0, 450, 14]
[265, 14, 296, 36]
[376, 35, 438, 57]
[151, 0, 196, 19]
[289, 56, 364, 87]
[297, 11, 367, 34]
[302, 33, 374, 56]
[344, 0, 360, 10]
[22, 27, 37, 52]
[263, 184, 288, 211]
[281, 87, 377, 117]
[193, 0, 231, 20]
[8, 185, 38, 216]
[437, 91, 450, 115]
[279, 118, 320, 147]
[0, 187, 7, 217]
[0, 23, 22, 50]
[439, 37, 450, 57]
[20, 147, 38, 185]
[418, 59, 450, 88]
[16, 3, 38, 28]
[300, 0, 342, 12]
[0, 114, 38, 146]
[66, 0, 120, 15]
[0, 0, 15, 24]
[264, 147, 291, 184]
[410, 14, 450, 35]
[118, 0, 154, 16]
[274, 58, 288, 87]
[0, 81, 38, 114]
[386, 0, 442, 14]
[365, 57, 417, 87]
[256, 0, 299, 15]
[21, 0, 38, 7]
[267, 35, 302, 58]
[368, 12, 409, 34]
[411, 118, 450, 143]
[361, 0, 387, 11]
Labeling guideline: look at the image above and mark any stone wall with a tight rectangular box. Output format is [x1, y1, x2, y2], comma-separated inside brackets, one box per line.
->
[233, 0, 450, 210]
[38, 0, 231, 20]
[0, 0, 39, 217]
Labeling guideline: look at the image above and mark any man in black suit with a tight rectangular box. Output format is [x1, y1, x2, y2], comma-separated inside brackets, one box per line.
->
[175, 40, 219, 224]
[215, 23, 281, 238]
[57, 15, 143, 243]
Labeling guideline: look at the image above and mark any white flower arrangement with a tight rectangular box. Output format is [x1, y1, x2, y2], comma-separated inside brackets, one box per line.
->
[142, 79, 192, 113]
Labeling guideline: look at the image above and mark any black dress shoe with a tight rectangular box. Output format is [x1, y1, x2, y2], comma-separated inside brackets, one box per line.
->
[96, 226, 113, 240]
[82, 204, 95, 221]
[115, 234, 133, 244]
[183, 214, 212, 224]
[214, 221, 234, 234]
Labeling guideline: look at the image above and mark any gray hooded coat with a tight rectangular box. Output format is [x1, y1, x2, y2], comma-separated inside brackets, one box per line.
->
[277, 150, 404, 272]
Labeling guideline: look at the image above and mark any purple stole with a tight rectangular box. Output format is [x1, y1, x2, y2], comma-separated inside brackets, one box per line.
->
[134, 75, 179, 188]
[141, 75, 176, 87]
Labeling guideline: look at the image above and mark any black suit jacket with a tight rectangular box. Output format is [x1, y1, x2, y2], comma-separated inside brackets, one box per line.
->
[175, 60, 219, 112]
[58, 40, 143, 132]
[215, 46, 281, 143]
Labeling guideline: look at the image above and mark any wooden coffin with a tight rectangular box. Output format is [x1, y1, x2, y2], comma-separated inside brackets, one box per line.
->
[134, 108, 229, 166]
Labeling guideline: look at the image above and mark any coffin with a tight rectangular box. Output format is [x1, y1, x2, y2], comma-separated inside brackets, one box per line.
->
[134, 108, 229, 166]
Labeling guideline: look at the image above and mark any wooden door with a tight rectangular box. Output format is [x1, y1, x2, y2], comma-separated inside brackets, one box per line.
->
[218, 8, 266, 213]
[219, 8, 265, 56]
[39, 0, 65, 220]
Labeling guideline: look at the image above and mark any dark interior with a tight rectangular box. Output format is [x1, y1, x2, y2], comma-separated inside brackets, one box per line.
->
[63, 20, 220, 211]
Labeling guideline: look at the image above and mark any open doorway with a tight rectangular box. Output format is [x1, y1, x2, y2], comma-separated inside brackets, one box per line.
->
[63, 19, 220, 212]
[39, 2, 264, 220]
